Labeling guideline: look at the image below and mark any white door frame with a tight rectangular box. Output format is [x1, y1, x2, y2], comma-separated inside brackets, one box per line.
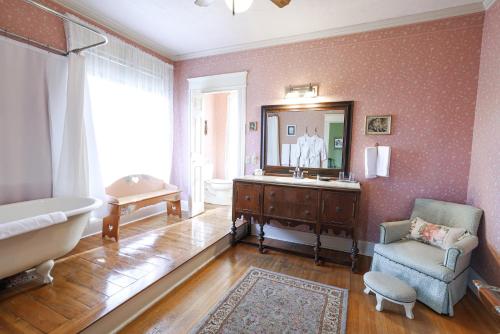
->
[187, 71, 247, 213]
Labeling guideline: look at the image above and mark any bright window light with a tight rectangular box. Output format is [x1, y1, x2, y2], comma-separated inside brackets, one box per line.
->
[87, 75, 171, 186]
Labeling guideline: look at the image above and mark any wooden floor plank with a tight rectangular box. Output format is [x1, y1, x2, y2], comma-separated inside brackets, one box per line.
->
[0, 306, 43, 334]
[28, 287, 90, 320]
[3, 294, 67, 333]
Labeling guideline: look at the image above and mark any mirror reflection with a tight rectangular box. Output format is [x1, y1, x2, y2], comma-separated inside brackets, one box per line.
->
[266, 109, 345, 169]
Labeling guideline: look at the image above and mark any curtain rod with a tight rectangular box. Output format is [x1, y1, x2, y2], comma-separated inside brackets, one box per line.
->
[1, 0, 108, 56]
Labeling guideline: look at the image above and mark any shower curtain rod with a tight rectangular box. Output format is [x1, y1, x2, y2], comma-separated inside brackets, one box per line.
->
[0, 0, 108, 56]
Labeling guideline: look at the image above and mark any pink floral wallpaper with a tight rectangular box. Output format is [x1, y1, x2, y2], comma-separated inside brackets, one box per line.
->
[172, 13, 484, 242]
[467, 0, 500, 286]
[0, 0, 66, 51]
[0, 0, 171, 63]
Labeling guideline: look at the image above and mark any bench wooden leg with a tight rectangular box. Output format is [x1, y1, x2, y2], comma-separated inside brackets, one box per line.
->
[167, 200, 182, 219]
[102, 214, 120, 241]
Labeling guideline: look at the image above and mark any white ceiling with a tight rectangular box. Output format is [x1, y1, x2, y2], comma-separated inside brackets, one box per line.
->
[54, 0, 488, 61]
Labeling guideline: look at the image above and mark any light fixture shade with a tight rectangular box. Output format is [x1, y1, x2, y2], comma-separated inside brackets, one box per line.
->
[285, 84, 319, 99]
[194, 0, 215, 7]
[225, 0, 254, 14]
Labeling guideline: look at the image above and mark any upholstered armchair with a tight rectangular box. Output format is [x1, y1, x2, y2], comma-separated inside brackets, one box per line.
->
[371, 198, 483, 316]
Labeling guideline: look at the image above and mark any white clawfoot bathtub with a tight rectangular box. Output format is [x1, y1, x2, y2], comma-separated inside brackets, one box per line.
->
[0, 197, 101, 283]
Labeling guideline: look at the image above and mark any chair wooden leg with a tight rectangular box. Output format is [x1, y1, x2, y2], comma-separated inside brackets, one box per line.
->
[102, 214, 120, 241]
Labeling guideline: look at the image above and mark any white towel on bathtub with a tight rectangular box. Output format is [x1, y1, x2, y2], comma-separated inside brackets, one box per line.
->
[0, 211, 67, 240]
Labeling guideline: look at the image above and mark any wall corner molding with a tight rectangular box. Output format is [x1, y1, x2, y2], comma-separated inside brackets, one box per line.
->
[172, 3, 485, 61]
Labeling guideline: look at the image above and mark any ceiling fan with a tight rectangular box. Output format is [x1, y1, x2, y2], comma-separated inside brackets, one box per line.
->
[194, 0, 291, 15]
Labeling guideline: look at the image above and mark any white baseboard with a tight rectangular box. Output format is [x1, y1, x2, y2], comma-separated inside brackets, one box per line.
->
[250, 225, 375, 256]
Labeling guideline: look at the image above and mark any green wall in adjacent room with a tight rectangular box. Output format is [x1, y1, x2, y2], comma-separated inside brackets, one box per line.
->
[328, 123, 344, 168]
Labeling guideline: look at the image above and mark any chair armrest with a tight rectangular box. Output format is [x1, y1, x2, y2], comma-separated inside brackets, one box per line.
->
[379, 220, 411, 244]
[444, 235, 479, 271]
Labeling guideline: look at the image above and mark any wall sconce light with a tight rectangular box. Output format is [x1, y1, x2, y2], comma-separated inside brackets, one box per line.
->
[285, 83, 319, 99]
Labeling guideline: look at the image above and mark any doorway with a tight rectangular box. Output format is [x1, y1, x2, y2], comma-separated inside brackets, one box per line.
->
[187, 72, 247, 216]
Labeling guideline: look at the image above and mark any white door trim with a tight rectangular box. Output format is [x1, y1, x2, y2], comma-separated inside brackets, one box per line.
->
[187, 71, 247, 213]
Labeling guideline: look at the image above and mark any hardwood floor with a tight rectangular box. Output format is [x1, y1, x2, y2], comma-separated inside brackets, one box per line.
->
[0, 205, 233, 334]
[122, 244, 500, 334]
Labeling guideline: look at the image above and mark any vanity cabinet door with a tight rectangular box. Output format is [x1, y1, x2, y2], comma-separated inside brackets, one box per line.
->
[320, 191, 357, 225]
[263, 185, 292, 218]
[264, 186, 318, 221]
[234, 182, 262, 214]
[292, 189, 318, 221]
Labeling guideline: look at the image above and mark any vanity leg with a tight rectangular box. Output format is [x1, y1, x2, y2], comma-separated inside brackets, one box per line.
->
[230, 218, 238, 246]
[350, 239, 359, 272]
[258, 221, 265, 254]
[314, 231, 322, 265]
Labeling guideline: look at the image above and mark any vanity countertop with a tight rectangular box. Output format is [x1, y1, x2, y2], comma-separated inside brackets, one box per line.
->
[234, 175, 361, 191]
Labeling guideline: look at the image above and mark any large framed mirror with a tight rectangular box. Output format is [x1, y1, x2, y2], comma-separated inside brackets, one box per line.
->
[261, 101, 353, 178]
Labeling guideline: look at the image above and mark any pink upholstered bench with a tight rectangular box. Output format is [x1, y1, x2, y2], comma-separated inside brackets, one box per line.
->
[102, 175, 181, 241]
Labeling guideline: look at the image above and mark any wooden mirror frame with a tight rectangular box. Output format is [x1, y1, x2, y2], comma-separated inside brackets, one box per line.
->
[260, 101, 354, 177]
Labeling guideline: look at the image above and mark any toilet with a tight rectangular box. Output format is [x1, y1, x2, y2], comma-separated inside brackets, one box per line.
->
[205, 179, 233, 205]
[204, 163, 233, 205]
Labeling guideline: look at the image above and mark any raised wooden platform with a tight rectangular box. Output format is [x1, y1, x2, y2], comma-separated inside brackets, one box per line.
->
[0, 205, 237, 334]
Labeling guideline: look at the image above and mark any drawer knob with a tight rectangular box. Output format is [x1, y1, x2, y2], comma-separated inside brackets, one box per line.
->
[336, 206, 342, 213]
[270, 191, 275, 197]
[305, 210, 310, 215]
[269, 206, 274, 211]
[245, 195, 250, 201]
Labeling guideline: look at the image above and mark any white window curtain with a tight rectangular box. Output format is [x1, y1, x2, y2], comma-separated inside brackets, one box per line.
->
[65, 16, 174, 188]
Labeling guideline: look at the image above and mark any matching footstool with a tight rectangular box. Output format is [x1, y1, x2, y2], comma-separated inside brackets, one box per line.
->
[363, 271, 417, 319]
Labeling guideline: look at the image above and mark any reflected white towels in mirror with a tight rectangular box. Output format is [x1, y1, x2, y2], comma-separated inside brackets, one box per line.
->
[281, 144, 291, 166]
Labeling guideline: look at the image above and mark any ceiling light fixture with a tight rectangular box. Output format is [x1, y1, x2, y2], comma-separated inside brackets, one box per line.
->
[225, 0, 254, 15]
[194, 0, 215, 7]
[285, 83, 319, 99]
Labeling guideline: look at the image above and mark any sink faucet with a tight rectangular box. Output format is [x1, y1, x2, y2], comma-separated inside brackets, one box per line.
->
[293, 165, 304, 179]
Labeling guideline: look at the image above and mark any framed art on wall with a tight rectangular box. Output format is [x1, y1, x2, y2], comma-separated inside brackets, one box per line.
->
[365, 115, 392, 135]
[334, 138, 343, 148]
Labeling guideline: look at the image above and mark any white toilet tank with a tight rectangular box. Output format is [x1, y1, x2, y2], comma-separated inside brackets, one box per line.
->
[205, 179, 233, 205]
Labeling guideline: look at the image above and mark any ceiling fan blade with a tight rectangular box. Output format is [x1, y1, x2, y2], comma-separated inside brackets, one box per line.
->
[270, 0, 291, 8]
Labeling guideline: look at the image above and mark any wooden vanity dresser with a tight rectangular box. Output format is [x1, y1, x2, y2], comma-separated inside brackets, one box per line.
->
[231, 175, 361, 271]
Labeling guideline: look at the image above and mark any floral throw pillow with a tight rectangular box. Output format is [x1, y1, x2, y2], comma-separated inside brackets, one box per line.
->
[408, 217, 466, 249]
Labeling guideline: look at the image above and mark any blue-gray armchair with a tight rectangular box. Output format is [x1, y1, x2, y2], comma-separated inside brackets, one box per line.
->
[371, 198, 483, 316]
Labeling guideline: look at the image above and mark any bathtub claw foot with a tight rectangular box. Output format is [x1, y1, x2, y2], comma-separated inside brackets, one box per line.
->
[36, 260, 55, 284]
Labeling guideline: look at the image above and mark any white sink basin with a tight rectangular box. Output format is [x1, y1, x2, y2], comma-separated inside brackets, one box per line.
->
[267, 176, 317, 184]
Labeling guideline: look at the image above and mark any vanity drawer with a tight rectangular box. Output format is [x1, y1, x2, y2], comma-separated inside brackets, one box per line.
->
[320, 191, 357, 224]
[264, 186, 318, 221]
[293, 203, 318, 221]
[234, 183, 262, 214]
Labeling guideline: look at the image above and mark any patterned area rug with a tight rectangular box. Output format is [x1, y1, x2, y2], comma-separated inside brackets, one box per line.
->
[190, 267, 348, 334]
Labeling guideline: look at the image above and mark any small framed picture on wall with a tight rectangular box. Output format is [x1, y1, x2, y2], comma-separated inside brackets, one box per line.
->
[334, 138, 343, 149]
[365, 115, 392, 135]
[249, 121, 258, 131]
[287, 124, 296, 136]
